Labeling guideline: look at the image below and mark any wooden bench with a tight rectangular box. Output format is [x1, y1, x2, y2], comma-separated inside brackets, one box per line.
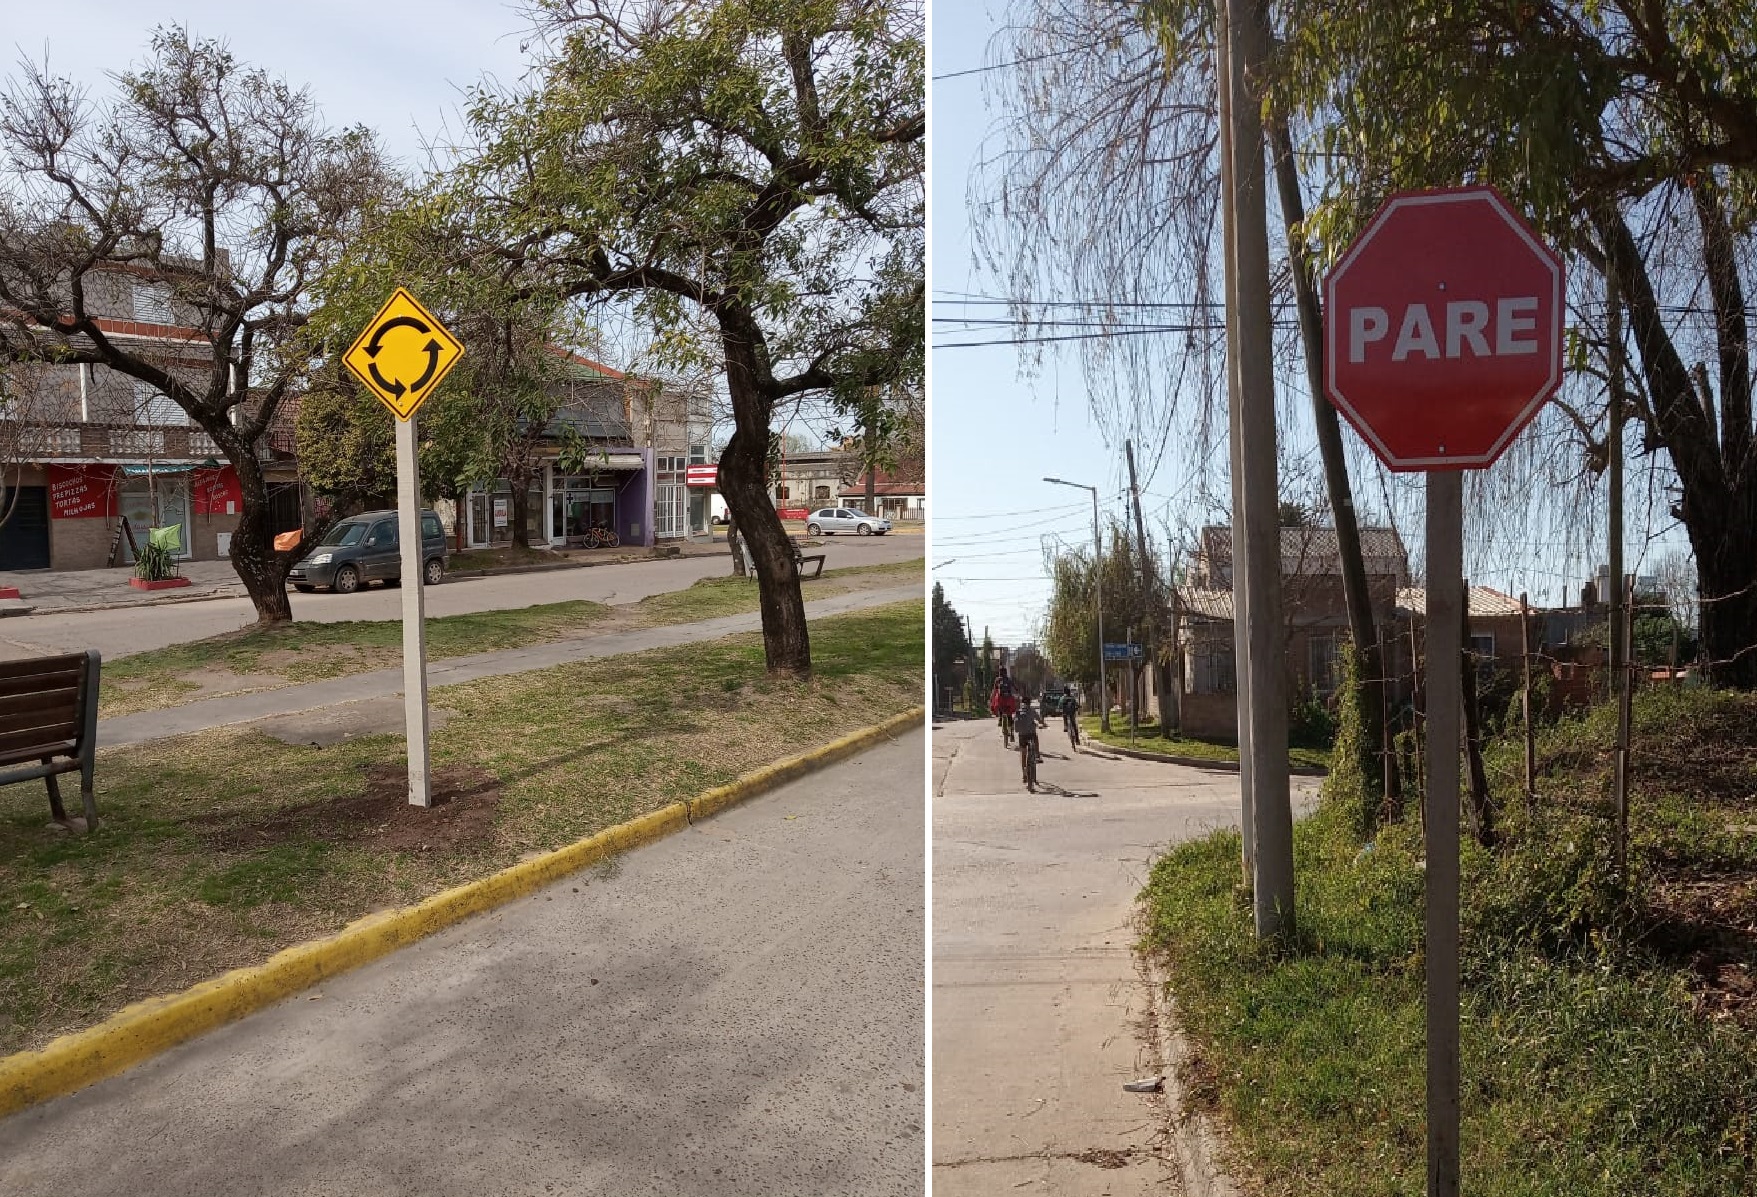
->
[0, 652, 101, 831]
[792, 540, 827, 579]
[738, 539, 827, 579]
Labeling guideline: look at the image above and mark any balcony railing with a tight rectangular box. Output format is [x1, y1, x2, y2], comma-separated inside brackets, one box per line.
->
[4, 420, 292, 463]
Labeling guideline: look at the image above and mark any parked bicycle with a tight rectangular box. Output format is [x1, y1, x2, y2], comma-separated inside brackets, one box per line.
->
[583, 524, 621, 549]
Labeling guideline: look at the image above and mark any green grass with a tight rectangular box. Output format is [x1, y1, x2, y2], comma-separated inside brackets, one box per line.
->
[1081, 715, 1331, 771]
[1139, 686, 1757, 1197]
[2, 600, 923, 1055]
[99, 558, 923, 717]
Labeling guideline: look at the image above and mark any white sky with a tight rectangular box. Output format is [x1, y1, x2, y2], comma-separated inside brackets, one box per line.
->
[3, 2, 535, 171]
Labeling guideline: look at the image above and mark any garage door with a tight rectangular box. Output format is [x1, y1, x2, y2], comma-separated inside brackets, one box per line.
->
[0, 487, 50, 571]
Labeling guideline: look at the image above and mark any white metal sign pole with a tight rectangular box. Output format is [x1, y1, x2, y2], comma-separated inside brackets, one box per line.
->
[395, 411, 431, 808]
[1425, 469, 1463, 1197]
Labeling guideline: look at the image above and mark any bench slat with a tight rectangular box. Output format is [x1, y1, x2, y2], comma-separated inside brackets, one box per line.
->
[0, 668, 83, 699]
[0, 741, 76, 769]
[0, 687, 80, 720]
[0, 705, 78, 739]
[0, 653, 85, 682]
[0, 726, 84, 760]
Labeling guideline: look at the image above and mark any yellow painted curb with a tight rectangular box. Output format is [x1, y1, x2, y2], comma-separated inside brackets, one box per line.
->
[0, 707, 925, 1120]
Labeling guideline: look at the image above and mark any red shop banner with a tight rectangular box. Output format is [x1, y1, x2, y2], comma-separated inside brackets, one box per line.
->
[777, 506, 810, 520]
[47, 465, 120, 520]
[192, 466, 243, 516]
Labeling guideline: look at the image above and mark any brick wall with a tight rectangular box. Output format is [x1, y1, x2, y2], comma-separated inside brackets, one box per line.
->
[49, 515, 115, 571]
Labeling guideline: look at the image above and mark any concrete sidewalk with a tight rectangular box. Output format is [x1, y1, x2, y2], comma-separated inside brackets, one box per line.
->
[98, 584, 920, 747]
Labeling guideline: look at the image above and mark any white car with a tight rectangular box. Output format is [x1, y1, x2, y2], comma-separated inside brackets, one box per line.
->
[806, 507, 891, 536]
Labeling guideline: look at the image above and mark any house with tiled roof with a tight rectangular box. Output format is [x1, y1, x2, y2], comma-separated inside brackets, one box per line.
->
[839, 463, 925, 523]
[1175, 524, 1411, 738]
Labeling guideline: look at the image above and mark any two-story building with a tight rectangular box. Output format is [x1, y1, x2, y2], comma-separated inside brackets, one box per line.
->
[0, 264, 301, 572]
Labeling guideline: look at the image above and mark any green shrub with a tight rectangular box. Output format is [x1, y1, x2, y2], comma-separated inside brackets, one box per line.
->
[133, 540, 178, 582]
[1289, 687, 1336, 750]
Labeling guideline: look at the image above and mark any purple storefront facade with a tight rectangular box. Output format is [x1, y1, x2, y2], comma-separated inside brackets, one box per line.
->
[460, 450, 656, 550]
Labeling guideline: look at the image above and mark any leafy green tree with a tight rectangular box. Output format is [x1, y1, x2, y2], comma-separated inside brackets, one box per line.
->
[451, 0, 923, 675]
[307, 180, 598, 549]
[932, 583, 971, 710]
[1043, 521, 1160, 726]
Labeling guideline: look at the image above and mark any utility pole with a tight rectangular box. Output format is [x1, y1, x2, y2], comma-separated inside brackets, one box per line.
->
[1216, 0, 1254, 881]
[1225, 0, 1293, 938]
[1125, 439, 1162, 735]
[1046, 477, 1108, 733]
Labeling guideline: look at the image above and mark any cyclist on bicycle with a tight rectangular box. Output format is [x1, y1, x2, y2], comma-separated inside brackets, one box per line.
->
[1060, 685, 1081, 746]
[1015, 698, 1043, 789]
[990, 671, 1018, 745]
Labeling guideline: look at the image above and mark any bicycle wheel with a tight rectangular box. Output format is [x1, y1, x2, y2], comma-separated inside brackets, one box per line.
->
[1023, 742, 1037, 789]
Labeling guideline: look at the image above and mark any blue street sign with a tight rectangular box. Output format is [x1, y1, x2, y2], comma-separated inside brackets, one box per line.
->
[1103, 642, 1143, 662]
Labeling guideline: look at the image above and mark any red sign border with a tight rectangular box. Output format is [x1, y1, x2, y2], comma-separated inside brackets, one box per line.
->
[1322, 184, 1565, 472]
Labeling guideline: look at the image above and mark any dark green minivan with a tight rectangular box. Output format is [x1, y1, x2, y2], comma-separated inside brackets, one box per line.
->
[289, 510, 448, 594]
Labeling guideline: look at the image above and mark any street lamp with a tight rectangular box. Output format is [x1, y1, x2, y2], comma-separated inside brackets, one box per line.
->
[1045, 476, 1108, 733]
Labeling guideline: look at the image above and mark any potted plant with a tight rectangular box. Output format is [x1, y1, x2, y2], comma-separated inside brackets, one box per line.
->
[128, 524, 191, 590]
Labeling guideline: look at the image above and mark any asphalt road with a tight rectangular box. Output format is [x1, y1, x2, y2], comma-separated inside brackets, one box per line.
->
[0, 728, 926, 1197]
[0, 535, 919, 661]
[931, 718, 1319, 1195]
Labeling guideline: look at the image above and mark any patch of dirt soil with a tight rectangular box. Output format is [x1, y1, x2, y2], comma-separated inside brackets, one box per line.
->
[208, 764, 501, 854]
[1644, 876, 1757, 1025]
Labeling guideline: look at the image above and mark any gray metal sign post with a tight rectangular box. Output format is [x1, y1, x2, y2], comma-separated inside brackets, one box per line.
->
[395, 412, 432, 808]
[341, 288, 463, 811]
[1425, 471, 1463, 1197]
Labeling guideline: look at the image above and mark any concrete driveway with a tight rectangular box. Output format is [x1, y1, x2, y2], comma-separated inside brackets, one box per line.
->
[931, 718, 1319, 1195]
[0, 534, 919, 660]
[0, 728, 926, 1197]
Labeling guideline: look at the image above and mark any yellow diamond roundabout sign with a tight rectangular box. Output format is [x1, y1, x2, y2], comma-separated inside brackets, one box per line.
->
[343, 288, 464, 420]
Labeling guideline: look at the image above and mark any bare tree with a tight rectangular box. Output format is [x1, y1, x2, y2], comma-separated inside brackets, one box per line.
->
[0, 30, 389, 621]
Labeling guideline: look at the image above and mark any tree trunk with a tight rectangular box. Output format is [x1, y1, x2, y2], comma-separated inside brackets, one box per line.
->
[1460, 596, 1496, 848]
[1697, 528, 1757, 688]
[1268, 112, 1386, 797]
[721, 331, 810, 676]
[727, 517, 745, 576]
[219, 430, 294, 624]
[864, 401, 878, 515]
[509, 467, 532, 550]
[1597, 205, 1757, 689]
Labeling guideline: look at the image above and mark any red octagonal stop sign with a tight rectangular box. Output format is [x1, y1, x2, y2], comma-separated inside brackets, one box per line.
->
[1324, 186, 1563, 471]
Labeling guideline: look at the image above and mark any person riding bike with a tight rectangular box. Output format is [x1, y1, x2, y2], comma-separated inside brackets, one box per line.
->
[1015, 698, 1043, 789]
[1060, 684, 1081, 747]
[990, 671, 1018, 746]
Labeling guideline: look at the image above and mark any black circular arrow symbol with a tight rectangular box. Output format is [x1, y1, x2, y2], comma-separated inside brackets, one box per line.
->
[363, 314, 445, 399]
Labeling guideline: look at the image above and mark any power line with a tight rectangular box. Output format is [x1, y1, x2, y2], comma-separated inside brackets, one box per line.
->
[937, 501, 1084, 522]
[929, 40, 1111, 82]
